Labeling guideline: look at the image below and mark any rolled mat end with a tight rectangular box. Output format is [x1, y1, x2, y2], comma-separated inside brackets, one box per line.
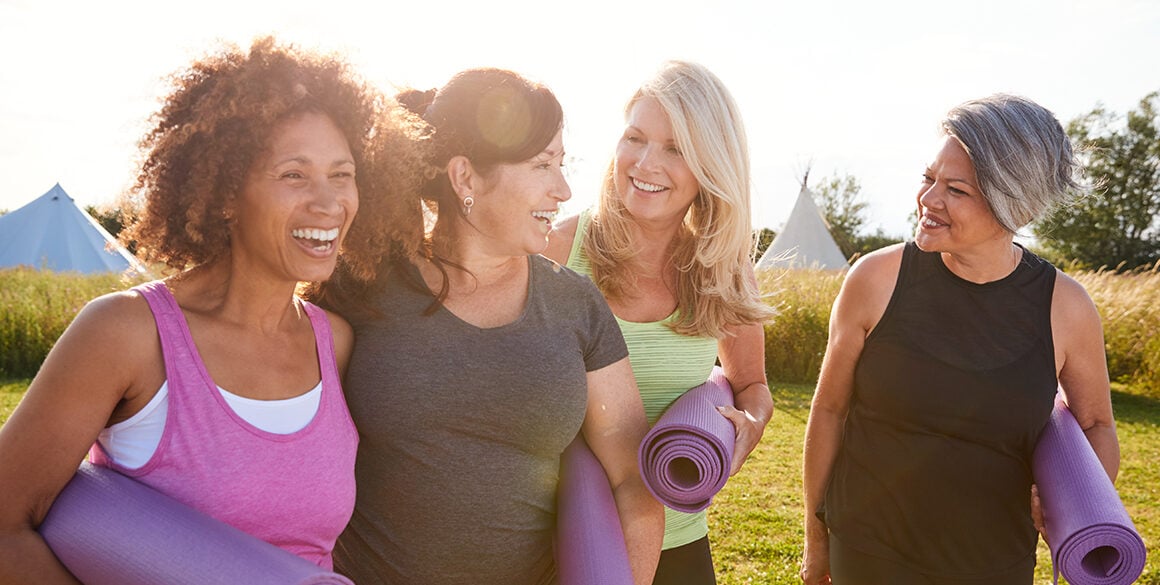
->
[1033, 396, 1146, 585]
[638, 367, 736, 513]
[38, 462, 354, 585]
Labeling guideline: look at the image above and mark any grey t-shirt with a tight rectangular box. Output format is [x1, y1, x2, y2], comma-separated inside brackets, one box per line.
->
[335, 255, 628, 585]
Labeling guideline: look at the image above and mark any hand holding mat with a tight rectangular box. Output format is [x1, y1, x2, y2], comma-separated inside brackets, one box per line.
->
[38, 462, 353, 585]
[556, 437, 634, 585]
[638, 367, 735, 514]
[1033, 396, 1145, 585]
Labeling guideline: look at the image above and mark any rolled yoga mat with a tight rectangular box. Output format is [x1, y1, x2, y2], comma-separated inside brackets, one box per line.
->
[638, 366, 736, 514]
[38, 462, 353, 585]
[556, 436, 634, 585]
[1032, 396, 1146, 585]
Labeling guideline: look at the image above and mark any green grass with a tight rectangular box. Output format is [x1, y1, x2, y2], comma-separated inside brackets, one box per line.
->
[0, 378, 29, 425]
[708, 382, 1160, 584]
[0, 268, 144, 378]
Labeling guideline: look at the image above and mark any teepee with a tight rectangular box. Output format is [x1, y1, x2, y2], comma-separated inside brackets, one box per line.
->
[0, 183, 147, 274]
[757, 184, 848, 270]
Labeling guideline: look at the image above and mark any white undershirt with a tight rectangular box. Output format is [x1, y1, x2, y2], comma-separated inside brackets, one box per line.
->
[96, 381, 323, 469]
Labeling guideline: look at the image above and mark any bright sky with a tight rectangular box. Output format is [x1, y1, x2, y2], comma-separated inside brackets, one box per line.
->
[2, 0, 1158, 237]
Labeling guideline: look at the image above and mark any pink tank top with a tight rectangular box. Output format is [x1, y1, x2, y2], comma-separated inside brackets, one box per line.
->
[89, 281, 358, 569]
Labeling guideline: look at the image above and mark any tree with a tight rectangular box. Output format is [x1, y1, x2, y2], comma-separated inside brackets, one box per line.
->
[85, 204, 137, 254]
[755, 227, 776, 258]
[812, 173, 867, 259]
[810, 171, 904, 258]
[1034, 92, 1160, 269]
[85, 204, 126, 238]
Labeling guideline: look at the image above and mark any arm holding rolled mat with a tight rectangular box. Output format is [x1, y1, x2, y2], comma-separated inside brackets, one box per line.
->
[582, 357, 665, 585]
[0, 293, 160, 585]
[1051, 271, 1119, 481]
[1031, 270, 1119, 543]
[716, 318, 772, 476]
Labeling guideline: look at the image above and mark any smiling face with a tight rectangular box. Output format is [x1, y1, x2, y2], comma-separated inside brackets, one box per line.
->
[914, 136, 1008, 254]
[613, 97, 700, 227]
[230, 111, 357, 284]
[469, 129, 571, 257]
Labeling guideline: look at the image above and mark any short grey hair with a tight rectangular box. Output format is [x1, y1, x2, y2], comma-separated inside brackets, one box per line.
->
[941, 94, 1085, 233]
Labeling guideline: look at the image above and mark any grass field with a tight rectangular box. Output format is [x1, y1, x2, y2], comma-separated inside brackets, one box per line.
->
[3, 377, 1155, 584]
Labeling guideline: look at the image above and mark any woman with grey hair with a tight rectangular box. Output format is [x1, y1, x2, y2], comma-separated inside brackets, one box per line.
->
[800, 94, 1119, 584]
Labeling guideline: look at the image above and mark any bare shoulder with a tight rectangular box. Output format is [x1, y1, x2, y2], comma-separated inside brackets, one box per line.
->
[833, 243, 905, 332]
[68, 289, 159, 350]
[20, 287, 162, 429]
[1051, 269, 1100, 319]
[1050, 269, 1104, 353]
[843, 243, 905, 295]
[543, 214, 580, 265]
[323, 308, 355, 374]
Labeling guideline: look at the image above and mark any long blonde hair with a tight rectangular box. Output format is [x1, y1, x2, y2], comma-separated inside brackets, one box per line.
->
[583, 61, 772, 338]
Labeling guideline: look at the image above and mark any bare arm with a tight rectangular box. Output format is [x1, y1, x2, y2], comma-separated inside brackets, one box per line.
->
[582, 357, 664, 585]
[800, 247, 900, 585]
[1052, 272, 1119, 481]
[0, 293, 158, 584]
[716, 321, 771, 476]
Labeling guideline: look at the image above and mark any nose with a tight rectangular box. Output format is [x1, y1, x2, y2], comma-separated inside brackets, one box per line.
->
[635, 143, 661, 172]
[309, 177, 355, 216]
[552, 170, 573, 203]
[917, 182, 941, 209]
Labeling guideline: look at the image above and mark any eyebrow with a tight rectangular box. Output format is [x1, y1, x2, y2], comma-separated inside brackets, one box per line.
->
[925, 167, 976, 186]
[273, 156, 356, 167]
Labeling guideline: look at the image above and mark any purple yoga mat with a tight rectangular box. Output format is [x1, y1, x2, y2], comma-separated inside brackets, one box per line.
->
[1032, 397, 1146, 585]
[556, 437, 634, 585]
[638, 367, 736, 514]
[38, 462, 353, 585]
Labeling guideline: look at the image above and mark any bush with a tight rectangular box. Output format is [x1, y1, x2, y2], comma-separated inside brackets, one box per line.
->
[0, 268, 140, 378]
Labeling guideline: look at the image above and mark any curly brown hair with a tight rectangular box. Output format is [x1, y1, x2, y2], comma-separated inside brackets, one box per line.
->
[120, 36, 422, 275]
[308, 93, 434, 313]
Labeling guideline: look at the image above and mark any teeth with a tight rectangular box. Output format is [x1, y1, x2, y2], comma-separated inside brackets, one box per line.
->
[531, 210, 557, 223]
[632, 178, 665, 192]
[292, 228, 340, 242]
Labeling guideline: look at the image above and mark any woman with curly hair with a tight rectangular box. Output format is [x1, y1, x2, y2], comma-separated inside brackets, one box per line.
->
[0, 37, 424, 582]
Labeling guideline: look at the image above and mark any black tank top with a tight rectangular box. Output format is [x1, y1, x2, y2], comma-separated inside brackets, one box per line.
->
[823, 242, 1058, 579]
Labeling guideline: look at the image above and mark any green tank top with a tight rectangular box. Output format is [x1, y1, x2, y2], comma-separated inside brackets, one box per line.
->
[565, 210, 720, 549]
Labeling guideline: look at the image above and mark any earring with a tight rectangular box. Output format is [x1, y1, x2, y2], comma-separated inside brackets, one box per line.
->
[462, 195, 474, 216]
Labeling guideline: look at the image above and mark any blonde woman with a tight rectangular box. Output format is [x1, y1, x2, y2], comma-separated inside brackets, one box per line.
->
[545, 60, 774, 584]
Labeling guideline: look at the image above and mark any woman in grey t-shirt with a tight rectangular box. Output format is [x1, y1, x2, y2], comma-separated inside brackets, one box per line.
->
[317, 68, 664, 585]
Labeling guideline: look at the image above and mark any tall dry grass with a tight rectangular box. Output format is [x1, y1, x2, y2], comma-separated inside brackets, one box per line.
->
[758, 268, 845, 384]
[1073, 263, 1160, 394]
[1, 263, 1156, 393]
[0, 268, 142, 378]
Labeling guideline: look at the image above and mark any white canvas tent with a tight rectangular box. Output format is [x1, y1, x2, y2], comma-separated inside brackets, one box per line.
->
[0, 183, 147, 274]
[757, 185, 848, 270]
